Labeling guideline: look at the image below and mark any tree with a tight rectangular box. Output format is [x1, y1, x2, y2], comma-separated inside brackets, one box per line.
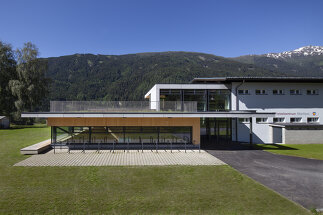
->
[9, 42, 48, 122]
[0, 41, 17, 117]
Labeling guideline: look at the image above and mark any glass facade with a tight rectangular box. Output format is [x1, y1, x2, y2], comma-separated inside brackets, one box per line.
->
[160, 89, 231, 112]
[51, 126, 193, 149]
[183, 89, 207, 111]
[200, 118, 232, 146]
[208, 90, 231, 111]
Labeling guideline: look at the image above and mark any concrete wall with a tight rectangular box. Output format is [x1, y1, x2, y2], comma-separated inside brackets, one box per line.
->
[284, 128, 323, 144]
[47, 117, 201, 145]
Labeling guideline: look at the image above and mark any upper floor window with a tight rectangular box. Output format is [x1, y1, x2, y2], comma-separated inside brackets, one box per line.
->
[255, 89, 266, 95]
[238, 89, 249, 95]
[290, 89, 301, 95]
[290, 117, 302, 123]
[307, 117, 319, 123]
[273, 117, 285, 123]
[273, 89, 284, 95]
[256, 118, 268, 123]
[307, 89, 319, 95]
[239, 118, 250, 123]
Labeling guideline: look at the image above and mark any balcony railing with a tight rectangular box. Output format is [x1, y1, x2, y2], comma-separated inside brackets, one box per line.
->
[50, 101, 198, 113]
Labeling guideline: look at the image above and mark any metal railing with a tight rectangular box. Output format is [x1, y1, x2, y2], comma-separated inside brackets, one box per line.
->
[50, 101, 198, 112]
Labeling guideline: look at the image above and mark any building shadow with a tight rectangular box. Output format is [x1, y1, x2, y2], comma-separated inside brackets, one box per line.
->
[203, 142, 298, 151]
[253, 144, 298, 151]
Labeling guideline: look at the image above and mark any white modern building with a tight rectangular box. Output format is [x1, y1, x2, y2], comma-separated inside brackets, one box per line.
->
[145, 77, 323, 145]
[22, 77, 323, 150]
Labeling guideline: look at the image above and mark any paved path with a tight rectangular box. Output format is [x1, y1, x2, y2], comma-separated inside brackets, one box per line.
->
[207, 149, 323, 210]
[14, 149, 225, 166]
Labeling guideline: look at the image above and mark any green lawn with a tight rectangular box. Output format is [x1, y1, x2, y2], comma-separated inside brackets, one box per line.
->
[255, 144, 323, 160]
[0, 126, 311, 214]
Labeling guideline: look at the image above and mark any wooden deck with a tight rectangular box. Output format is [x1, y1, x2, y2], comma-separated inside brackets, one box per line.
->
[20, 139, 51, 155]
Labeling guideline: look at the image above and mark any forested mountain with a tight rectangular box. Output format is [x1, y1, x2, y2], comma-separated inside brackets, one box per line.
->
[232, 46, 323, 77]
[43, 47, 323, 104]
[44, 52, 282, 101]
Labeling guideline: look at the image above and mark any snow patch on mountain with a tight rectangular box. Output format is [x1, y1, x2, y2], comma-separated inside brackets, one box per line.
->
[265, 46, 323, 59]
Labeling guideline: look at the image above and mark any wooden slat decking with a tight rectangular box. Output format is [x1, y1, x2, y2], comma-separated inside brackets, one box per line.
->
[20, 139, 51, 155]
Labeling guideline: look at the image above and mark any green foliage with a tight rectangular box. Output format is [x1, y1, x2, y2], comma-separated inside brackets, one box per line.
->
[9, 42, 49, 121]
[0, 41, 17, 117]
[45, 52, 283, 103]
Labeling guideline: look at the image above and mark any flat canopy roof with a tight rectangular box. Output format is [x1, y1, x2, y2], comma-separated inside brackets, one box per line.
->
[190, 77, 323, 84]
[22, 111, 275, 118]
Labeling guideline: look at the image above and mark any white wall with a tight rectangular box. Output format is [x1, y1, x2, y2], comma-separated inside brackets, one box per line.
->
[236, 82, 323, 144]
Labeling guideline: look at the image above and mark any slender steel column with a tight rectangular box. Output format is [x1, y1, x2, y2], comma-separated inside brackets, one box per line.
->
[89, 127, 92, 148]
[249, 117, 253, 146]
[235, 118, 238, 142]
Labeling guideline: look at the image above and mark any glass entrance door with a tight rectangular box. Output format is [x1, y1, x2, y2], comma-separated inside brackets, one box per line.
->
[200, 118, 232, 148]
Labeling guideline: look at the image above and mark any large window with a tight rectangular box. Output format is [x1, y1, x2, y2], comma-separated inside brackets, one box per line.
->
[52, 126, 192, 145]
[160, 89, 182, 111]
[208, 90, 231, 111]
[183, 89, 207, 112]
[160, 89, 231, 112]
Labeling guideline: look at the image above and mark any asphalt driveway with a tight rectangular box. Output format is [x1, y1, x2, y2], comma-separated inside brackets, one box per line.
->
[207, 147, 323, 210]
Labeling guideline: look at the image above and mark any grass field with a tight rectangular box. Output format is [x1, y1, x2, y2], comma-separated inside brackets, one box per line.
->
[255, 144, 323, 160]
[0, 126, 311, 214]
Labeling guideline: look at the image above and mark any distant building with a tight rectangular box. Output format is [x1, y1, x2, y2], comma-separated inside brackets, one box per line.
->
[0, 116, 10, 129]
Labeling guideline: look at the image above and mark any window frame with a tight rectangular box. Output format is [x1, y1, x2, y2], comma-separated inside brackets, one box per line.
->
[238, 89, 250, 95]
[306, 89, 319, 95]
[273, 89, 284, 95]
[290, 89, 301, 95]
[307, 117, 319, 123]
[273, 117, 285, 123]
[256, 118, 268, 123]
[239, 118, 250, 123]
[255, 89, 267, 95]
[290, 117, 302, 123]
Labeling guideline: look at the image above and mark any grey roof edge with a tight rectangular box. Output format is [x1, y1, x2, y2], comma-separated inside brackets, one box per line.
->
[22, 110, 276, 114]
[190, 77, 323, 83]
[21, 111, 276, 118]
[270, 123, 323, 128]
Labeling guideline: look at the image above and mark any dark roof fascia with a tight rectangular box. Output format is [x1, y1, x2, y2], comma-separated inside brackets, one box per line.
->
[190, 77, 323, 84]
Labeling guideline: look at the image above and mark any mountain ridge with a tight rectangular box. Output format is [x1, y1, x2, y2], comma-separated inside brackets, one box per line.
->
[232, 45, 323, 77]
[40, 46, 323, 105]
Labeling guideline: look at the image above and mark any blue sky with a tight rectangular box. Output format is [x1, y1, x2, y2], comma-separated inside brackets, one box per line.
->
[0, 0, 322, 57]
